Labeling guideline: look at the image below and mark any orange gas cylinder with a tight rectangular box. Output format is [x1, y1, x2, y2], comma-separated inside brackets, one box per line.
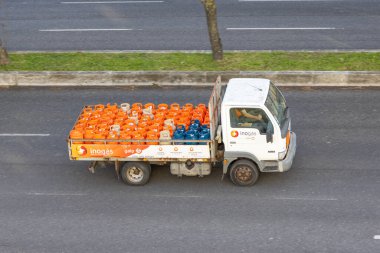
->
[113, 118, 124, 126]
[191, 115, 204, 123]
[176, 118, 189, 128]
[146, 131, 159, 145]
[137, 125, 149, 133]
[197, 103, 207, 112]
[130, 109, 141, 119]
[157, 103, 169, 111]
[90, 112, 102, 119]
[103, 110, 116, 119]
[122, 125, 136, 133]
[87, 119, 99, 126]
[116, 110, 127, 118]
[162, 125, 174, 136]
[151, 121, 163, 129]
[74, 123, 86, 130]
[132, 103, 143, 110]
[82, 107, 93, 114]
[119, 133, 132, 145]
[70, 130, 83, 143]
[203, 116, 210, 125]
[77, 117, 89, 125]
[95, 104, 105, 111]
[170, 103, 181, 111]
[85, 125, 97, 132]
[166, 112, 179, 120]
[81, 110, 92, 118]
[125, 119, 137, 127]
[107, 131, 119, 144]
[83, 130, 95, 144]
[97, 126, 109, 135]
[180, 110, 192, 118]
[138, 121, 151, 128]
[97, 123, 108, 130]
[93, 133, 105, 144]
[183, 103, 194, 111]
[132, 131, 146, 145]
[144, 103, 155, 110]
[149, 125, 162, 133]
[140, 114, 152, 122]
[193, 108, 205, 116]
[155, 111, 167, 118]
[100, 116, 114, 126]
[106, 103, 118, 112]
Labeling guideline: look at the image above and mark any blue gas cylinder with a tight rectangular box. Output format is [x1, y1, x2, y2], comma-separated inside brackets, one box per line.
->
[189, 119, 201, 131]
[176, 124, 186, 134]
[200, 124, 210, 131]
[173, 130, 185, 145]
[185, 129, 199, 145]
[198, 128, 210, 145]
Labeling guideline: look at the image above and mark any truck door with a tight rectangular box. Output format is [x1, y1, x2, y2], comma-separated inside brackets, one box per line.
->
[226, 107, 277, 160]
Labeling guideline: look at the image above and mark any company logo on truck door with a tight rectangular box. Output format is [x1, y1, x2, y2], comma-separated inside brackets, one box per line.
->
[231, 130, 239, 137]
[231, 130, 257, 138]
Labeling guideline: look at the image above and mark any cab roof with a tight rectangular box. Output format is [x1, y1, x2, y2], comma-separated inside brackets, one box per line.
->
[222, 78, 270, 107]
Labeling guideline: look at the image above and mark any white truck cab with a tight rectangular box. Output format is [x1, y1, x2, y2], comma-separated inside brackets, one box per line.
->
[220, 78, 296, 186]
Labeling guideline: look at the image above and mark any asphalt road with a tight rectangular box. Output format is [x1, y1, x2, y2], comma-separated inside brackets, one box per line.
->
[1, 0, 380, 51]
[0, 86, 379, 253]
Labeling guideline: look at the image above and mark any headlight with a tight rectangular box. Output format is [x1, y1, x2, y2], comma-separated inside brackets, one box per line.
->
[278, 150, 286, 160]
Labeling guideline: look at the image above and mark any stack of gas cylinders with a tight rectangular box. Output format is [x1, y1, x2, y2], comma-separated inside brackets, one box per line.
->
[69, 102, 210, 145]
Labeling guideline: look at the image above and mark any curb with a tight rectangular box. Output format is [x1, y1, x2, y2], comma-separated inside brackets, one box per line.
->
[1, 71, 380, 87]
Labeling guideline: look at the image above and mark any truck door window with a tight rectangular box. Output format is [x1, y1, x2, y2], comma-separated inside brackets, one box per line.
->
[230, 108, 269, 134]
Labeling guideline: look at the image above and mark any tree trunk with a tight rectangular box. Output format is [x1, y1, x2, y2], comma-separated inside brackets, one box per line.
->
[0, 40, 9, 65]
[201, 0, 223, 61]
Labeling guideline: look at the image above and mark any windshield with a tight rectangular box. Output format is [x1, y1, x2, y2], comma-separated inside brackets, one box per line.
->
[265, 83, 287, 127]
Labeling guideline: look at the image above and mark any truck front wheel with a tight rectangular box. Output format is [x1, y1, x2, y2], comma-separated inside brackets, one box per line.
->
[229, 160, 259, 186]
[121, 162, 151, 186]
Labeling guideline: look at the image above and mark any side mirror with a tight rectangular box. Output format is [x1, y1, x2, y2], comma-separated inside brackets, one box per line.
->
[285, 107, 290, 119]
[266, 121, 274, 143]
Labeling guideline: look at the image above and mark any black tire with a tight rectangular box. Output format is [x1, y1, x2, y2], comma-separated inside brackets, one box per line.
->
[120, 162, 151, 186]
[229, 159, 259, 186]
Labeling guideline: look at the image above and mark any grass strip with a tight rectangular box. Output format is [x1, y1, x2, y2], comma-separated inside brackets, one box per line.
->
[0, 52, 379, 71]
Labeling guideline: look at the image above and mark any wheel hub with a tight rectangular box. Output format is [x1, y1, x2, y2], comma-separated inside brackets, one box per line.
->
[127, 167, 143, 183]
[236, 167, 253, 182]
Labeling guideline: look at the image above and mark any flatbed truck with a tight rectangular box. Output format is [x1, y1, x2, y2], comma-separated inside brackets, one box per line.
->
[67, 77, 296, 186]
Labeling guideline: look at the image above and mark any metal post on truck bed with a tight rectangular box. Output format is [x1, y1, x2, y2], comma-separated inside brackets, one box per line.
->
[115, 161, 121, 180]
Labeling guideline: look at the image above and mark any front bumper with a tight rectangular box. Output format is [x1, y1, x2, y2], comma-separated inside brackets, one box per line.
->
[278, 132, 297, 172]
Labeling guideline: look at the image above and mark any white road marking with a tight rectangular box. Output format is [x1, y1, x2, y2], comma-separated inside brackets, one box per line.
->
[26, 192, 87, 196]
[61, 1, 164, 4]
[227, 27, 339, 30]
[374, 235, 380, 240]
[0, 133, 50, 137]
[151, 194, 203, 198]
[239, 0, 339, 2]
[274, 197, 338, 201]
[39, 29, 140, 32]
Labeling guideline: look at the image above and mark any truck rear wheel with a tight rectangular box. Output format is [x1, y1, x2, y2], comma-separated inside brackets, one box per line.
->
[229, 160, 259, 186]
[120, 162, 151, 186]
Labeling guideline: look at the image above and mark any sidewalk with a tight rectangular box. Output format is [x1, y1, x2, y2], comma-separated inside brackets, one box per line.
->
[1, 71, 380, 87]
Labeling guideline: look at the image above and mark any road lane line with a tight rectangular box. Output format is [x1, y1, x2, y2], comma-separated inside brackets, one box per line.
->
[62, 1, 163, 3]
[227, 27, 339, 30]
[239, 0, 339, 2]
[374, 235, 380, 240]
[274, 197, 338, 201]
[151, 194, 203, 198]
[0, 133, 50, 137]
[26, 192, 87, 196]
[39, 29, 140, 32]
